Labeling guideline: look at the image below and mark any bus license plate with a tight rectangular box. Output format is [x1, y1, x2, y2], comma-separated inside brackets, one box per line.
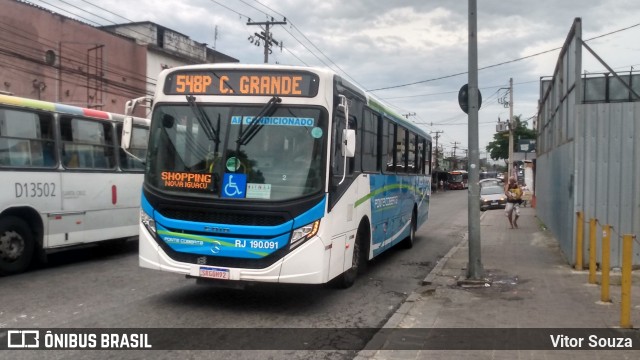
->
[199, 266, 230, 280]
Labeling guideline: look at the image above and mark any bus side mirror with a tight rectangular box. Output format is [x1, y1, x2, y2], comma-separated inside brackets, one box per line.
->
[121, 116, 133, 151]
[342, 129, 356, 158]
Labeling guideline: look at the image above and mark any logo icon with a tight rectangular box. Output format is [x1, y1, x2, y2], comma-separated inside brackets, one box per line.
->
[7, 330, 40, 348]
[210, 240, 222, 254]
[222, 173, 246, 198]
[203, 226, 230, 233]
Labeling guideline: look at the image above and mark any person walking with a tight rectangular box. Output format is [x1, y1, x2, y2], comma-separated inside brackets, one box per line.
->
[504, 177, 522, 229]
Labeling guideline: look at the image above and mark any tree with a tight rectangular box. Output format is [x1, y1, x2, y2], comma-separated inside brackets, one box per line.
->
[485, 115, 536, 165]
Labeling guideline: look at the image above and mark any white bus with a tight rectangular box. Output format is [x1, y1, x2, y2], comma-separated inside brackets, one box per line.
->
[0, 94, 149, 275]
[122, 64, 432, 288]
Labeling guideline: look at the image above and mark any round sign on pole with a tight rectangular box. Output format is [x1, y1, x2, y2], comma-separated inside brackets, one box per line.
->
[458, 84, 482, 114]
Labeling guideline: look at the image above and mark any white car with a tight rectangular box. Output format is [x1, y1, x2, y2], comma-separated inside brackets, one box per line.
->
[480, 185, 507, 211]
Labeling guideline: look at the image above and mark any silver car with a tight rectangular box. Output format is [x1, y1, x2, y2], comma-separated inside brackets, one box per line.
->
[480, 186, 507, 211]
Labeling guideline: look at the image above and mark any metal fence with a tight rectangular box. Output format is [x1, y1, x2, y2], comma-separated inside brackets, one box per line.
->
[537, 18, 640, 267]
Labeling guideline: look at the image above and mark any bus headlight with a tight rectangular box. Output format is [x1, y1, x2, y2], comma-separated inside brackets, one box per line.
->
[140, 209, 156, 236]
[290, 220, 320, 250]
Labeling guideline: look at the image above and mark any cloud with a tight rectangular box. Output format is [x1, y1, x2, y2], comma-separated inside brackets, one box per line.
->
[29, 0, 640, 150]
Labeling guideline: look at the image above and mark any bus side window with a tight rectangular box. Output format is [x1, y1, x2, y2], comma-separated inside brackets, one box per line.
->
[382, 120, 395, 173]
[361, 109, 379, 172]
[0, 108, 55, 167]
[117, 123, 148, 171]
[60, 116, 115, 170]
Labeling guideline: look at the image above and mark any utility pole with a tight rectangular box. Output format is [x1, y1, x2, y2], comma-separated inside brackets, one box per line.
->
[247, 18, 287, 63]
[213, 25, 218, 50]
[463, 149, 468, 170]
[451, 141, 460, 169]
[508, 77, 514, 179]
[431, 130, 443, 169]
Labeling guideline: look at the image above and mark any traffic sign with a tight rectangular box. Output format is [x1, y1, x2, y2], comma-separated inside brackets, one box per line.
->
[458, 84, 482, 114]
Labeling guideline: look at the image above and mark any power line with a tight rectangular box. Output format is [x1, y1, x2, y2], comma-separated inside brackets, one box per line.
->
[250, 0, 367, 89]
[237, 0, 278, 19]
[35, 0, 102, 27]
[0, 20, 155, 89]
[367, 20, 640, 92]
[208, 0, 252, 20]
[78, 0, 135, 23]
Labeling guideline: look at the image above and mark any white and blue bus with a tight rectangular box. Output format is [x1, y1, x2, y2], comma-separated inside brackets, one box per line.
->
[122, 64, 432, 288]
[0, 94, 149, 275]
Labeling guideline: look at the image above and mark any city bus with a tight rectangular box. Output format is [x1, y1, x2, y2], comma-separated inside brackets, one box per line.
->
[122, 64, 432, 288]
[0, 94, 149, 275]
[447, 170, 468, 190]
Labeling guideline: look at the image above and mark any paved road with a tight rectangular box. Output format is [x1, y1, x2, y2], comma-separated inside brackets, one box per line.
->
[0, 190, 468, 360]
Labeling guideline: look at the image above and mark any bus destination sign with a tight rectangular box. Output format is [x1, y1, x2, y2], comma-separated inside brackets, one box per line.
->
[164, 70, 320, 97]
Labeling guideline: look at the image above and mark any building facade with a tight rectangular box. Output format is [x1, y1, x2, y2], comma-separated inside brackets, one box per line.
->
[101, 22, 238, 111]
[0, 0, 237, 115]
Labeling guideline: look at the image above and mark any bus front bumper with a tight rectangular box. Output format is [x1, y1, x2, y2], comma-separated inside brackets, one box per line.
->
[138, 224, 330, 284]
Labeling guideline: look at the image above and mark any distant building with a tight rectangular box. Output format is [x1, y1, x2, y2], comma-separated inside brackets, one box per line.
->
[0, 0, 237, 114]
[101, 22, 238, 103]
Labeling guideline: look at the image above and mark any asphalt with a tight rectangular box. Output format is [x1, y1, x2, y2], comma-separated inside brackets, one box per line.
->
[355, 200, 640, 359]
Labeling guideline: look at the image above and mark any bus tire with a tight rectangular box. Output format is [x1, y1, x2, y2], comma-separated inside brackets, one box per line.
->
[0, 216, 34, 275]
[402, 209, 417, 249]
[332, 225, 367, 289]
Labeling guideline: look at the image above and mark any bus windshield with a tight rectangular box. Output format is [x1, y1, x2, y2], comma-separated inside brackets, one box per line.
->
[146, 103, 327, 201]
[449, 174, 463, 182]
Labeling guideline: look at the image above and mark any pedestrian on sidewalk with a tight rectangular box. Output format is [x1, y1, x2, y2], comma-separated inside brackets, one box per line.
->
[504, 177, 522, 229]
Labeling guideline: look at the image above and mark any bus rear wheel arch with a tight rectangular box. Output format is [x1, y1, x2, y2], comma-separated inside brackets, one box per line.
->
[0, 216, 35, 275]
[402, 207, 418, 249]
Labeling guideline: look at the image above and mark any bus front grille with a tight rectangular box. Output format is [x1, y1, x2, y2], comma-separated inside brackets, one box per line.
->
[159, 209, 287, 226]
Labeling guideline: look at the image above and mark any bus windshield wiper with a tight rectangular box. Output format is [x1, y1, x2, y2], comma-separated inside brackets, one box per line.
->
[186, 95, 219, 143]
[236, 96, 281, 147]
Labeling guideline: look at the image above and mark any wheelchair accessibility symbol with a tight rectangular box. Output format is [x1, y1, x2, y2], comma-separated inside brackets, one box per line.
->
[222, 173, 246, 198]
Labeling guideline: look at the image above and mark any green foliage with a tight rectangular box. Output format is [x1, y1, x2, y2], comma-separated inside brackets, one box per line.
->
[485, 115, 536, 163]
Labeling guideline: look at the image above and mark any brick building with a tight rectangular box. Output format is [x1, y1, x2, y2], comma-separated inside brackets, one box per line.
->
[0, 0, 237, 114]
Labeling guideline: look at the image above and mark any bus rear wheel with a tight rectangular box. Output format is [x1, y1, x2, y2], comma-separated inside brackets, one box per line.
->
[0, 217, 34, 275]
[402, 210, 417, 249]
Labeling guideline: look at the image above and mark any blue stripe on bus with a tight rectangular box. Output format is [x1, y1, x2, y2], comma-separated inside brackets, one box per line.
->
[144, 193, 327, 259]
[367, 174, 430, 256]
[54, 103, 85, 116]
[156, 223, 290, 259]
[141, 193, 154, 217]
[155, 210, 293, 237]
[292, 196, 326, 228]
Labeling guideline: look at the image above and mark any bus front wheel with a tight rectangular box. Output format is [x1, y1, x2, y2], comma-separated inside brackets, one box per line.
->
[0, 216, 34, 275]
[332, 226, 367, 289]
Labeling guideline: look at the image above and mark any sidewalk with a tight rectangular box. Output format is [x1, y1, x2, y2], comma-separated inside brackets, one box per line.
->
[356, 206, 640, 359]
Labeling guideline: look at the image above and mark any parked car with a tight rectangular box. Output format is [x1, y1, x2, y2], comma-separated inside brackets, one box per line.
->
[480, 185, 507, 211]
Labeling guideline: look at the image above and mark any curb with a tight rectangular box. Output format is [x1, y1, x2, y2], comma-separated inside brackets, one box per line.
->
[355, 211, 487, 359]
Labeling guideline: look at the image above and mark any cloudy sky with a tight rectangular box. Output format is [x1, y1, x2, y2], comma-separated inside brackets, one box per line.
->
[31, 0, 640, 159]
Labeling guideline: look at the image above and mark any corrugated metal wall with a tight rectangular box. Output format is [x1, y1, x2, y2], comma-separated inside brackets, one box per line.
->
[576, 102, 640, 267]
[536, 144, 575, 261]
[536, 19, 582, 266]
[537, 18, 640, 268]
